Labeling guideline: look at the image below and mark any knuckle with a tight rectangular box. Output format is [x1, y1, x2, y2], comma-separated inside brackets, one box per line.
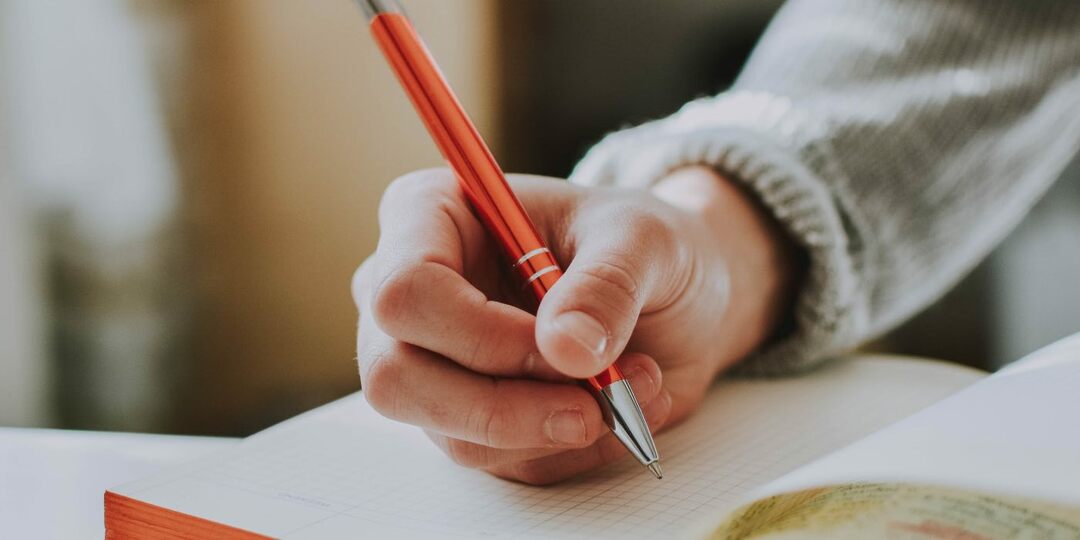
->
[627, 204, 679, 249]
[380, 169, 454, 209]
[370, 264, 424, 333]
[443, 438, 487, 469]
[380, 168, 455, 219]
[469, 382, 510, 447]
[509, 462, 559, 486]
[477, 405, 504, 449]
[361, 353, 403, 418]
[464, 329, 503, 374]
[575, 259, 641, 308]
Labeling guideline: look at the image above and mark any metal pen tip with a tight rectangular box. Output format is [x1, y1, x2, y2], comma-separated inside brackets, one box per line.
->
[646, 462, 663, 479]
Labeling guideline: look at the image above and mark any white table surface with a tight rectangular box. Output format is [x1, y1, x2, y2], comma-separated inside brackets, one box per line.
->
[0, 427, 237, 539]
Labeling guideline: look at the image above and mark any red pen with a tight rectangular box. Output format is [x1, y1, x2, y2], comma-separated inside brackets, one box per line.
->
[358, 0, 661, 478]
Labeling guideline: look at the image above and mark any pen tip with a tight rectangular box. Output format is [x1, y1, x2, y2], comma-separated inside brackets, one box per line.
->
[647, 462, 663, 480]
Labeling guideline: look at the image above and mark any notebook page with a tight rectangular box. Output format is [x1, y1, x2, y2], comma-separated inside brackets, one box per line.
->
[742, 332, 1080, 506]
[109, 357, 981, 539]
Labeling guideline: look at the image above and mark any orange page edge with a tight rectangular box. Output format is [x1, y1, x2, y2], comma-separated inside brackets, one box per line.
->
[104, 490, 269, 539]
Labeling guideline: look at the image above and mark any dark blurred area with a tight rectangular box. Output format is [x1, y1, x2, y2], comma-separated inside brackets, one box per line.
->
[496, 1, 781, 177]
[1, 0, 1077, 437]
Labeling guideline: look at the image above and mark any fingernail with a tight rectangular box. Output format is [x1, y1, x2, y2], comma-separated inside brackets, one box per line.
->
[625, 366, 655, 401]
[545, 409, 587, 445]
[552, 311, 608, 366]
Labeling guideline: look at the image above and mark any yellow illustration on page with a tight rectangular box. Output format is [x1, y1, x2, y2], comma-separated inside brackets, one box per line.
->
[708, 483, 1080, 540]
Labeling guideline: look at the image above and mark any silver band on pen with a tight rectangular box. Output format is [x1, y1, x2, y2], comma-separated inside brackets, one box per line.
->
[523, 265, 560, 287]
[512, 247, 552, 269]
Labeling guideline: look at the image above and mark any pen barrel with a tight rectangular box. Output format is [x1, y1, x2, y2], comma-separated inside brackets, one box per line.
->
[368, 12, 624, 388]
[369, 13, 559, 295]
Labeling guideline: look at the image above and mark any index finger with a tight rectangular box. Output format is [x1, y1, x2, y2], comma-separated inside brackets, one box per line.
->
[365, 169, 562, 379]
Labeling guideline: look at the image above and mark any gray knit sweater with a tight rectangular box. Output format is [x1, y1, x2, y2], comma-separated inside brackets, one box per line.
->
[569, 0, 1080, 375]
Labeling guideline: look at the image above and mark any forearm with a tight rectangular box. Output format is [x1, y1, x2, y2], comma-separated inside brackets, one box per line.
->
[572, 0, 1080, 373]
[731, 0, 1080, 336]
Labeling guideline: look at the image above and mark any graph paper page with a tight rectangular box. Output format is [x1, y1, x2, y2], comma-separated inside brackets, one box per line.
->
[747, 333, 1080, 506]
[110, 357, 981, 539]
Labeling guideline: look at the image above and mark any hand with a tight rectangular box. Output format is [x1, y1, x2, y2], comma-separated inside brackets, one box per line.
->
[352, 166, 797, 484]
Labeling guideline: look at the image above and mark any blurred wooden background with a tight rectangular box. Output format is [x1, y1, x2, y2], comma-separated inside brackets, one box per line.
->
[6, 0, 1073, 435]
[165, 0, 498, 434]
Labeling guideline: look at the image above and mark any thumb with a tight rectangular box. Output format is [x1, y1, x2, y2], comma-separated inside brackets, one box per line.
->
[535, 215, 681, 378]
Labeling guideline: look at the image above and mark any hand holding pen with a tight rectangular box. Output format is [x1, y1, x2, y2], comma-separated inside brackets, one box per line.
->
[352, 0, 799, 484]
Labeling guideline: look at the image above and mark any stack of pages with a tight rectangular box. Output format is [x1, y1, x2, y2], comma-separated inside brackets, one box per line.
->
[106, 334, 1080, 538]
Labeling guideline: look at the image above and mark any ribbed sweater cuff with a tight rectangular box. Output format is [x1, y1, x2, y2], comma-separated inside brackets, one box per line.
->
[569, 91, 868, 375]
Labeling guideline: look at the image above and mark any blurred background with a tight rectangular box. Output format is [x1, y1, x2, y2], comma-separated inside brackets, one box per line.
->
[1, 0, 1077, 436]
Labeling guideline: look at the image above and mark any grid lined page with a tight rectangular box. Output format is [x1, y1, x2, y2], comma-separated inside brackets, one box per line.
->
[111, 357, 982, 539]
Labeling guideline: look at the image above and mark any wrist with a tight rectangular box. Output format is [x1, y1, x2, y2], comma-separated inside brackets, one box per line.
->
[652, 166, 803, 372]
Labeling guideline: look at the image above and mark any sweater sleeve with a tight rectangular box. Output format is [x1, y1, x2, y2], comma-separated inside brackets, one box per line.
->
[569, 0, 1080, 375]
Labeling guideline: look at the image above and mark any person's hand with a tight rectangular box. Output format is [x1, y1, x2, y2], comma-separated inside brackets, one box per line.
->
[352, 166, 798, 484]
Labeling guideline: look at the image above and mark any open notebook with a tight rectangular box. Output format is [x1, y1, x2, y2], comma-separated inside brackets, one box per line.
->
[105, 334, 1080, 538]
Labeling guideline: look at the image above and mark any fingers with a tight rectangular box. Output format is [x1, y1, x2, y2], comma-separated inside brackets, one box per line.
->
[357, 170, 692, 484]
[364, 169, 559, 379]
[419, 353, 664, 469]
[488, 387, 674, 485]
[426, 431, 561, 469]
[370, 259, 565, 380]
[535, 202, 688, 378]
[372, 168, 477, 275]
[360, 323, 663, 449]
